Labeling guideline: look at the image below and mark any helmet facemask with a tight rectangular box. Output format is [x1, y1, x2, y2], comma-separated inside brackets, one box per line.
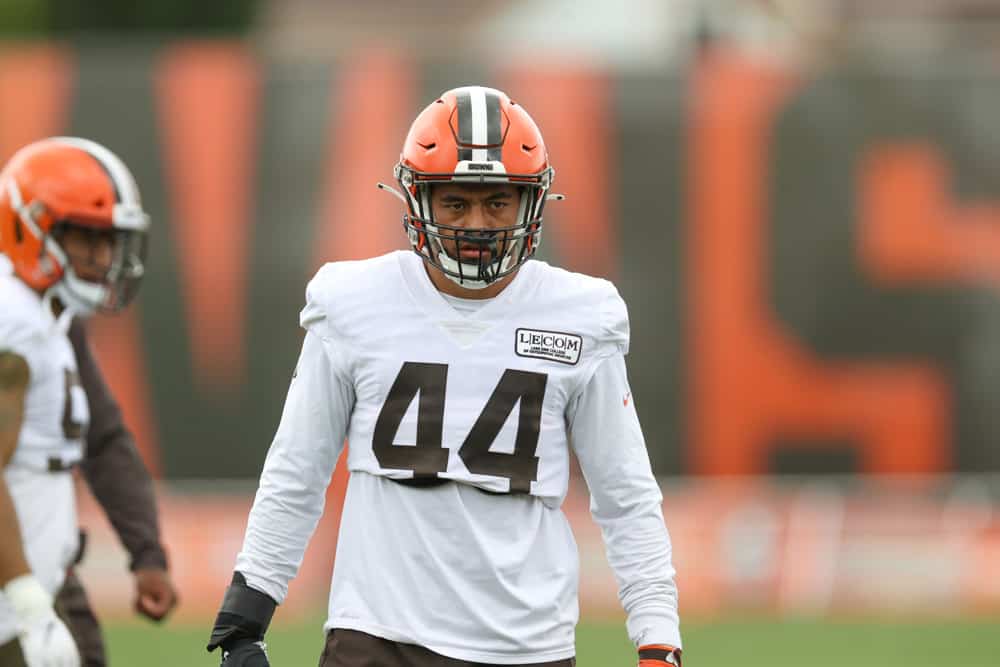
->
[47, 221, 148, 315]
[397, 164, 552, 290]
[383, 86, 562, 289]
[0, 137, 151, 316]
[8, 177, 149, 315]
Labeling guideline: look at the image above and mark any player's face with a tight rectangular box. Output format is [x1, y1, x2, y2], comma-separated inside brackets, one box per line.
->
[57, 224, 115, 284]
[430, 183, 521, 263]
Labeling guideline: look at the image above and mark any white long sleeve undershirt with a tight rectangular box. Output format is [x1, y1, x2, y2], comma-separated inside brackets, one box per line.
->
[567, 353, 681, 648]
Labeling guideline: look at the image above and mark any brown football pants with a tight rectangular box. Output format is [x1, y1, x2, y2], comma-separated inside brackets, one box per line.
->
[0, 637, 27, 667]
[318, 629, 576, 667]
[54, 569, 107, 667]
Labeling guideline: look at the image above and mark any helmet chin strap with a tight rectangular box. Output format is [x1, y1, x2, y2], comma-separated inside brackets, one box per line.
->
[49, 272, 106, 317]
[43, 237, 107, 316]
[383, 174, 556, 290]
[435, 249, 492, 290]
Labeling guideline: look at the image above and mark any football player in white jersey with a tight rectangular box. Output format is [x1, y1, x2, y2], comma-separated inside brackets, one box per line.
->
[0, 138, 159, 667]
[208, 86, 682, 667]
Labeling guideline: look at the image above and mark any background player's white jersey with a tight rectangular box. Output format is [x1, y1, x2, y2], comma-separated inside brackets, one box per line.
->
[236, 251, 680, 662]
[0, 261, 88, 645]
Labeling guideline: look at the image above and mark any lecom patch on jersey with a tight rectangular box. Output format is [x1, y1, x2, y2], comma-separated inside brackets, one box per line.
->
[515, 328, 583, 365]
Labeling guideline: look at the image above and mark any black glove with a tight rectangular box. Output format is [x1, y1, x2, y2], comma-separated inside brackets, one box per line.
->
[221, 638, 270, 667]
[207, 572, 277, 660]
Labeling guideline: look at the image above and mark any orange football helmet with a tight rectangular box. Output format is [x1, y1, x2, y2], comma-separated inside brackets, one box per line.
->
[0, 137, 149, 314]
[381, 86, 560, 288]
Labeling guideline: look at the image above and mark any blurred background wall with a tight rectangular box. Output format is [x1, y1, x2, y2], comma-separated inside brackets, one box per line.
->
[3, 0, 1000, 625]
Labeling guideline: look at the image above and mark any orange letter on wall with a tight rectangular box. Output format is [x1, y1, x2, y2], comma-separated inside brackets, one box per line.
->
[156, 42, 259, 393]
[688, 52, 948, 476]
[860, 143, 1000, 285]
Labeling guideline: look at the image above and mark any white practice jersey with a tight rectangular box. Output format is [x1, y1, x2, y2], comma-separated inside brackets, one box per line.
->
[236, 250, 680, 662]
[0, 260, 87, 645]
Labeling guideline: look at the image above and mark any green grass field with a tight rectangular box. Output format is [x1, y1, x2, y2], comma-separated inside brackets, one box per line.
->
[105, 615, 1000, 666]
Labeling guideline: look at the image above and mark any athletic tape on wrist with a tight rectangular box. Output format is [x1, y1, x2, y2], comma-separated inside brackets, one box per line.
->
[2, 574, 53, 623]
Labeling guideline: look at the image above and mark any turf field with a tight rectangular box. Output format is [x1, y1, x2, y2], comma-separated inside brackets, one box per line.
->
[106, 615, 1000, 666]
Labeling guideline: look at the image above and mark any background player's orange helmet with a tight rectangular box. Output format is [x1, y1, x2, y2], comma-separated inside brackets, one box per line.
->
[389, 86, 557, 288]
[0, 137, 149, 314]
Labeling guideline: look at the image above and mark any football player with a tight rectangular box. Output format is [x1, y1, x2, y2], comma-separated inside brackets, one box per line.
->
[0, 137, 177, 667]
[208, 86, 682, 667]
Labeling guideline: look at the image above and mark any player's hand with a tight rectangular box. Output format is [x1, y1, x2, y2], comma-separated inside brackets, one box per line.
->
[220, 638, 270, 666]
[638, 644, 682, 667]
[18, 606, 81, 667]
[133, 567, 178, 621]
[207, 572, 276, 666]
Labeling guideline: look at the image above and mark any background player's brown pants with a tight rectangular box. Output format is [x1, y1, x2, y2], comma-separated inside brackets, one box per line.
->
[0, 637, 28, 667]
[318, 629, 576, 667]
[0, 570, 105, 667]
[54, 569, 107, 667]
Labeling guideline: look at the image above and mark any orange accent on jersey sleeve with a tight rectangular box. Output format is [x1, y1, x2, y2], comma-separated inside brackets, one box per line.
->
[638, 644, 681, 666]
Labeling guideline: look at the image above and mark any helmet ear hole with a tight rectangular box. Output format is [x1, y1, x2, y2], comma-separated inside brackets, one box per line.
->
[13, 218, 23, 243]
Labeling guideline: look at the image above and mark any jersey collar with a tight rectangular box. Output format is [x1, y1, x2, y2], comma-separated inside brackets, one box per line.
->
[397, 250, 535, 324]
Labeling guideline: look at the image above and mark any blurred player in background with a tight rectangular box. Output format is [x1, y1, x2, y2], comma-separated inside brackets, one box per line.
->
[208, 86, 682, 667]
[0, 138, 177, 667]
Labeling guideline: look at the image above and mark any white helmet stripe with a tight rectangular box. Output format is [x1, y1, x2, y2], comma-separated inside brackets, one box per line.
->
[454, 86, 503, 163]
[470, 87, 488, 162]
